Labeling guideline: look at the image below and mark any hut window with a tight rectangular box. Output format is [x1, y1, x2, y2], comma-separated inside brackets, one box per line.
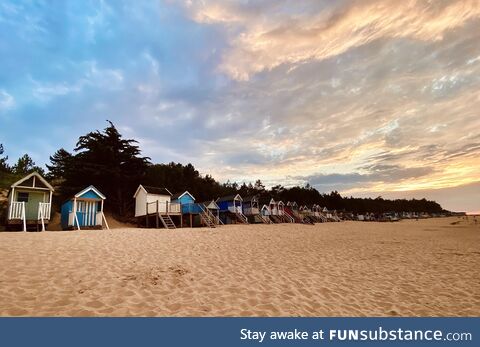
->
[97, 201, 102, 211]
[17, 192, 29, 202]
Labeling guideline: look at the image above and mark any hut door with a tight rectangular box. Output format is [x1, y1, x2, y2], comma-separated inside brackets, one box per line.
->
[76, 200, 97, 227]
[23, 192, 44, 220]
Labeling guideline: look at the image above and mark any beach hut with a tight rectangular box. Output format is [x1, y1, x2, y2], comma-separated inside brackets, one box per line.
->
[314, 205, 327, 222]
[284, 201, 302, 223]
[269, 198, 279, 216]
[172, 191, 217, 228]
[277, 201, 294, 223]
[242, 195, 259, 216]
[133, 185, 181, 229]
[260, 198, 283, 223]
[172, 191, 196, 213]
[298, 205, 315, 224]
[323, 207, 341, 221]
[60, 185, 108, 230]
[260, 204, 273, 223]
[286, 201, 299, 211]
[6, 172, 54, 231]
[216, 194, 248, 224]
[243, 195, 270, 224]
[202, 200, 222, 225]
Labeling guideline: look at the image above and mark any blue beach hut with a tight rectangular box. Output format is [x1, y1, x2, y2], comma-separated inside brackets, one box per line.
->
[172, 191, 217, 228]
[172, 191, 198, 214]
[216, 194, 248, 224]
[61, 185, 109, 230]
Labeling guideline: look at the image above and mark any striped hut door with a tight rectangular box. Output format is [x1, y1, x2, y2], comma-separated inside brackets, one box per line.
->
[85, 201, 96, 226]
[76, 201, 85, 227]
[76, 201, 96, 226]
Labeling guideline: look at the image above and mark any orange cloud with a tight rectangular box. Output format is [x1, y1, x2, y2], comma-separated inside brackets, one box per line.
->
[184, 0, 480, 80]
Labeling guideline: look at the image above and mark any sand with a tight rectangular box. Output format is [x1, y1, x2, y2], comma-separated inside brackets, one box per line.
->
[0, 217, 478, 317]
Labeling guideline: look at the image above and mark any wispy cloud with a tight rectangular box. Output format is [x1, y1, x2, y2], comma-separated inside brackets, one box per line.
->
[185, 0, 480, 80]
[0, 89, 15, 113]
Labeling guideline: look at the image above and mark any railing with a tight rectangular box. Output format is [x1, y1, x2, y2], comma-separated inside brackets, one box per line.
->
[283, 212, 295, 223]
[146, 201, 181, 214]
[38, 202, 51, 220]
[236, 211, 249, 224]
[227, 205, 243, 213]
[9, 201, 25, 220]
[182, 203, 204, 214]
[201, 204, 223, 225]
[243, 207, 259, 215]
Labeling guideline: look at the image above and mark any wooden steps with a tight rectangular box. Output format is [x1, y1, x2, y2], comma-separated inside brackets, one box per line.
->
[200, 211, 216, 228]
[159, 214, 176, 229]
[260, 215, 273, 224]
[302, 216, 315, 225]
[269, 215, 283, 223]
[235, 211, 249, 224]
[281, 213, 295, 223]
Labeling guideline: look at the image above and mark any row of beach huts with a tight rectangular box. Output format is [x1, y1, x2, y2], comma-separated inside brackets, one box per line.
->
[4, 172, 445, 231]
[3, 172, 342, 231]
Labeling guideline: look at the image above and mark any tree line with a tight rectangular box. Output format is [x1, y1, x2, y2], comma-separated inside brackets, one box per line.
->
[0, 122, 444, 218]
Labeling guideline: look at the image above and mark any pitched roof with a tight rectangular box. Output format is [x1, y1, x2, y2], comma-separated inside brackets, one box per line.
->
[74, 185, 106, 199]
[10, 171, 54, 191]
[202, 200, 220, 210]
[242, 195, 258, 202]
[259, 197, 274, 206]
[133, 184, 172, 198]
[172, 191, 195, 201]
[216, 194, 242, 202]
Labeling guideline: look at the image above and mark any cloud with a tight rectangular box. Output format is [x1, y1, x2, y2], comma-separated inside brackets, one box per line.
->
[0, 89, 15, 112]
[185, 0, 480, 80]
[296, 165, 436, 192]
[354, 181, 480, 213]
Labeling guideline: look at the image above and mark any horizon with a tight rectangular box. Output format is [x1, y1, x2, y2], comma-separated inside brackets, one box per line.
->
[1, 1, 479, 214]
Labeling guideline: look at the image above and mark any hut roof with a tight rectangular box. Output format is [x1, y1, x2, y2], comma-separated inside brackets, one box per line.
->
[242, 195, 258, 202]
[216, 194, 242, 202]
[259, 197, 275, 206]
[74, 185, 106, 200]
[133, 185, 172, 198]
[202, 200, 220, 210]
[172, 191, 195, 201]
[10, 171, 54, 192]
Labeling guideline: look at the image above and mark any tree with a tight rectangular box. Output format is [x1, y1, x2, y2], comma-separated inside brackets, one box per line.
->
[254, 179, 265, 192]
[12, 154, 44, 175]
[46, 148, 72, 180]
[0, 144, 10, 172]
[62, 121, 150, 215]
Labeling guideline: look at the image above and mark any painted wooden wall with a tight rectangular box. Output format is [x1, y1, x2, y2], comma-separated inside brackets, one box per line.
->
[134, 189, 171, 217]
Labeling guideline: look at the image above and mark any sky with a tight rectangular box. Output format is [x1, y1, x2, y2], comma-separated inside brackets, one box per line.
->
[0, 0, 479, 213]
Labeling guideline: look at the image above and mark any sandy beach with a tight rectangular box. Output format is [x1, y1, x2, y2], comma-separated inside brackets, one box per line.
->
[0, 217, 478, 317]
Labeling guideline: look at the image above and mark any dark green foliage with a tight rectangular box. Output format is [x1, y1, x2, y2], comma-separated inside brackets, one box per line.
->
[12, 154, 45, 176]
[46, 148, 72, 180]
[56, 121, 150, 215]
[144, 163, 225, 202]
[0, 144, 9, 173]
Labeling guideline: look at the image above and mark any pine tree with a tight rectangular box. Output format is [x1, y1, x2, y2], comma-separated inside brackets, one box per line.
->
[65, 121, 150, 215]
[12, 154, 44, 175]
[46, 148, 72, 180]
[0, 144, 10, 172]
